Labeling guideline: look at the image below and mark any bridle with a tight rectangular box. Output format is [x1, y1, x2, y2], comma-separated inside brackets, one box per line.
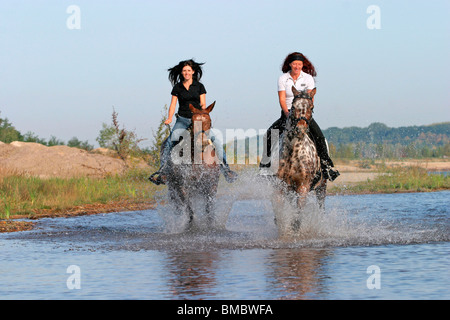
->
[290, 94, 313, 127]
[291, 115, 311, 126]
[191, 116, 214, 152]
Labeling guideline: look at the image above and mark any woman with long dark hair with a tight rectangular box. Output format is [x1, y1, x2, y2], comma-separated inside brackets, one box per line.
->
[259, 52, 339, 181]
[151, 59, 237, 184]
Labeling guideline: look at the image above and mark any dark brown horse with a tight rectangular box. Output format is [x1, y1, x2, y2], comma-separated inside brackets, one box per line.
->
[275, 87, 327, 228]
[165, 102, 220, 227]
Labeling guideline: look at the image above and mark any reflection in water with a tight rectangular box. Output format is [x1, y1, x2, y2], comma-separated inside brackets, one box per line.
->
[268, 249, 330, 299]
[0, 191, 448, 299]
[164, 251, 219, 299]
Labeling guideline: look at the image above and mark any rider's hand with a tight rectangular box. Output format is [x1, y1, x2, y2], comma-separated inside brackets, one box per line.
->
[164, 118, 172, 125]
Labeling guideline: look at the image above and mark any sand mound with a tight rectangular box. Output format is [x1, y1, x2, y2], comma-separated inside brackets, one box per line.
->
[0, 141, 128, 178]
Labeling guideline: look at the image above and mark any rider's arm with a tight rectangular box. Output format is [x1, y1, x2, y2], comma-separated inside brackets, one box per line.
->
[200, 94, 206, 109]
[278, 91, 289, 117]
[165, 95, 178, 124]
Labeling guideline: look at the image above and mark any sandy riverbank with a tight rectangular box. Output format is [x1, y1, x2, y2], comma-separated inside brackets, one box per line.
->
[329, 159, 450, 186]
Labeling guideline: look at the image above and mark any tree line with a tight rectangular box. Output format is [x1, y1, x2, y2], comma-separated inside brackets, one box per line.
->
[0, 111, 94, 150]
[0, 109, 170, 166]
[2, 110, 449, 162]
[325, 122, 450, 159]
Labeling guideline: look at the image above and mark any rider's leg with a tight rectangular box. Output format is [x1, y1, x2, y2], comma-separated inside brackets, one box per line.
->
[161, 116, 192, 168]
[260, 112, 287, 169]
[150, 116, 192, 185]
[209, 128, 238, 183]
[309, 118, 340, 181]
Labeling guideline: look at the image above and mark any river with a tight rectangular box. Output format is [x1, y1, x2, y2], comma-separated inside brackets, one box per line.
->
[0, 183, 448, 300]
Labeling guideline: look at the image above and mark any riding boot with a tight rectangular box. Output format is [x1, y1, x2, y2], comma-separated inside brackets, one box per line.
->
[149, 138, 172, 185]
[259, 127, 273, 175]
[149, 168, 167, 185]
[220, 158, 238, 183]
[259, 112, 286, 175]
[320, 158, 340, 182]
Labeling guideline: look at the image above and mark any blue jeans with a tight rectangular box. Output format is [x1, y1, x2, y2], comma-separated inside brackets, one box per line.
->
[161, 116, 227, 167]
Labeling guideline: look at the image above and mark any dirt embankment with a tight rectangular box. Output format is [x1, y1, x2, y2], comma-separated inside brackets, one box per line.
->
[0, 141, 128, 178]
[0, 141, 154, 232]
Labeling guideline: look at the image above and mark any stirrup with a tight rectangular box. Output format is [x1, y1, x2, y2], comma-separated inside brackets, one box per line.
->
[149, 171, 166, 185]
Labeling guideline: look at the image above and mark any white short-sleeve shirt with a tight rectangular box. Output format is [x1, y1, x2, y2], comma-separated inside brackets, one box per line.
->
[278, 71, 315, 110]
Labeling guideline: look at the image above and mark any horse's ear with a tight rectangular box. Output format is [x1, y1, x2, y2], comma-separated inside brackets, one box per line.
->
[309, 88, 317, 99]
[292, 86, 300, 96]
[189, 104, 198, 114]
[205, 101, 216, 113]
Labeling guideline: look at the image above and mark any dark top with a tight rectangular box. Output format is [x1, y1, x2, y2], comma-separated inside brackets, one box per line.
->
[171, 80, 207, 118]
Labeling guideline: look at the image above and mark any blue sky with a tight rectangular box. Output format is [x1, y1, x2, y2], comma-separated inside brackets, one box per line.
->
[0, 0, 449, 147]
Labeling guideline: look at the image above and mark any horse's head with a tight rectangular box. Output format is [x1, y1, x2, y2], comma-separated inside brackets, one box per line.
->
[189, 102, 216, 160]
[189, 101, 215, 134]
[289, 86, 316, 132]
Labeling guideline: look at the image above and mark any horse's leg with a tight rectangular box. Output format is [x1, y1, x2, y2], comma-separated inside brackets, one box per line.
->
[187, 205, 194, 225]
[182, 194, 194, 227]
[205, 195, 214, 226]
[180, 189, 194, 226]
[296, 185, 309, 208]
[293, 185, 309, 231]
[171, 181, 194, 227]
[315, 179, 327, 210]
[205, 179, 218, 226]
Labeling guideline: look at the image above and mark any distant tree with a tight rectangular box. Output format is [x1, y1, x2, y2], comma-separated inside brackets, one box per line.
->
[96, 107, 145, 161]
[404, 143, 418, 158]
[443, 144, 450, 157]
[328, 142, 337, 159]
[0, 112, 22, 143]
[96, 123, 116, 149]
[47, 135, 65, 147]
[22, 131, 47, 145]
[420, 146, 433, 158]
[324, 122, 450, 147]
[68, 137, 94, 151]
[148, 105, 171, 166]
[337, 144, 355, 159]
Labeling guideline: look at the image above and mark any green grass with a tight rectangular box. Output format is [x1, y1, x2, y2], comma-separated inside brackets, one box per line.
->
[329, 166, 449, 194]
[1, 164, 448, 219]
[0, 167, 161, 218]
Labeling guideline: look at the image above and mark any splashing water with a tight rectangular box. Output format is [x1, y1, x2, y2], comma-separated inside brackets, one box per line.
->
[151, 171, 448, 250]
[1, 175, 447, 300]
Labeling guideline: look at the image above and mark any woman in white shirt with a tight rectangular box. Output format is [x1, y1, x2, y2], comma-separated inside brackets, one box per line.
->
[260, 52, 339, 181]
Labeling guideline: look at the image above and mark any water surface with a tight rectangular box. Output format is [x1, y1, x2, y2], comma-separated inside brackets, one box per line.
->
[1, 187, 448, 300]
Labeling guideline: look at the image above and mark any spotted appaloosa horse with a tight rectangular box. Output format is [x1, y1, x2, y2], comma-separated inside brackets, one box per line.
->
[277, 87, 327, 211]
[165, 102, 220, 227]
